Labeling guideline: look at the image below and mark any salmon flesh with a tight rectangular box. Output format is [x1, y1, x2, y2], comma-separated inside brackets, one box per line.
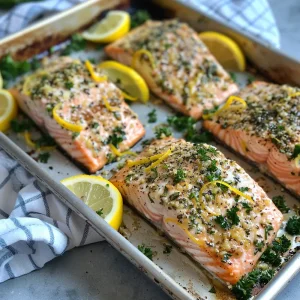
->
[110, 138, 283, 284]
[204, 81, 300, 196]
[11, 57, 145, 173]
[105, 20, 238, 119]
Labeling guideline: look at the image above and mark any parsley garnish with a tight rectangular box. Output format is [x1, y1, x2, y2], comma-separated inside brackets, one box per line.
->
[174, 168, 186, 184]
[232, 269, 274, 300]
[91, 122, 99, 129]
[154, 125, 172, 139]
[254, 240, 265, 254]
[222, 253, 232, 263]
[247, 75, 255, 85]
[209, 287, 216, 294]
[61, 34, 86, 55]
[35, 135, 56, 148]
[138, 244, 153, 260]
[148, 109, 157, 123]
[106, 126, 125, 147]
[215, 206, 239, 229]
[230, 72, 237, 82]
[65, 81, 73, 90]
[125, 174, 134, 183]
[264, 224, 274, 239]
[72, 132, 80, 140]
[38, 152, 50, 164]
[96, 208, 103, 217]
[241, 202, 252, 214]
[131, 10, 151, 29]
[285, 215, 300, 235]
[272, 195, 290, 213]
[163, 244, 172, 254]
[10, 118, 34, 133]
[292, 144, 300, 158]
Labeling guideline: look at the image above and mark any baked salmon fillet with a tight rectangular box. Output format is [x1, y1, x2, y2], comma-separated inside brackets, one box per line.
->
[11, 57, 145, 173]
[105, 20, 238, 119]
[110, 138, 283, 284]
[203, 81, 300, 196]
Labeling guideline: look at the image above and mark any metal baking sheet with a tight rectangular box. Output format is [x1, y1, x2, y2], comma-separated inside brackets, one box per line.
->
[1, 1, 300, 299]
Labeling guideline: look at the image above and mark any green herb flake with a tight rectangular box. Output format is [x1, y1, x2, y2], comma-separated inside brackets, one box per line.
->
[272, 195, 290, 213]
[61, 34, 86, 56]
[96, 208, 103, 217]
[222, 252, 232, 263]
[154, 125, 172, 139]
[65, 81, 74, 90]
[38, 152, 50, 164]
[285, 215, 300, 235]
[10, 118, 34, 133]
[209, 287, 216, 294]
[138, 244, 153, 260]
[230, 72, 237, 82]
[106, 126, 125, 147]
[292, 144, 300, 159]
[163, 244, 172, 254]
[174, 168, 186, 184]
[264, 224, 274, 240]
[91, 122, 99, 129]
[148, 109, 157, 123]
[131, 10, 151, 29]
[72, 132, 80, 140]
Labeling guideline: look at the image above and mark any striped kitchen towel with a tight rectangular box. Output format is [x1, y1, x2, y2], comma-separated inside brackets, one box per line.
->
[0, 148, 104, 283]
[0, 0, 280, 47]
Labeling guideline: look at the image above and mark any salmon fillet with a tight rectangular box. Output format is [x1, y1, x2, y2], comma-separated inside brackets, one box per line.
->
[11, 57, 145, 173]
[203, 81, 300, 196]
[105, 20, 238, 119]
[110, 138, 283, 284]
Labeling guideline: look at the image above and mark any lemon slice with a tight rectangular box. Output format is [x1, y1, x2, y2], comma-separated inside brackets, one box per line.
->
[23, 71, 48, 96]
[0, 90, 18, 132]
[53, 103, 83, 132]
[82, 11, 130, 43]
[99, 61, 149, 102]
[61, 175, 123, 230]
[199, 31, 246, 71]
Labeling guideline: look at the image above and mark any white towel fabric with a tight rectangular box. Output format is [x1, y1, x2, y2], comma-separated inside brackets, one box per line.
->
[0, 0, 280, 47]
[0, 148, 103, 283]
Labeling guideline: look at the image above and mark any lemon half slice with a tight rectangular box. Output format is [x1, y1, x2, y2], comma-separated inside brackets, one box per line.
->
[99, 61, 149, 102]
[82, 11, 130, 43]
[61, 175, 123, 230]
[199, 31, 246, 71]
[0, 90, 18, 132]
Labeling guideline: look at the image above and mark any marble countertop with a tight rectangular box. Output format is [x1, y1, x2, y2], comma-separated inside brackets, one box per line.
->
[0, 0, 299, 299]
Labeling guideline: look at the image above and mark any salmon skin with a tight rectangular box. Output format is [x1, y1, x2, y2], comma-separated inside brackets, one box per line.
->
[204, 81, 300, 197]
[110, 138, 283, 284]
[11, 57, 145, 173]
[105, 20, 238, 119]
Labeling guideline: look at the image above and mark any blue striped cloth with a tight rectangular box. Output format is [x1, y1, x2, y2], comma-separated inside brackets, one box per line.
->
[0, 148, 103, 283]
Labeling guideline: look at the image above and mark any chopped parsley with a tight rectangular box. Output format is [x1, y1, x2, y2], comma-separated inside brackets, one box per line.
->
[125, 174, 134, 183]
[154, 125, 172, 139]
[130, 10, 151, 29]
[72, 132, 80, 140]
[148, 109, 157, 123]
[61, 34, 86, 55]
[222, 252, 232, 263]
[174, 168, 186, 184]
[239, 187, 249, 193]
[230, 72, 237, 82]
[10, 118, 34, 133]
[138, 244, 153, 260]
[209, 287, 216, 294]
[241, 202, 252, 214]
[106, 126, 125, 147]
[272, 195, 290, 213]
[35, 135, 56, 148]
[247, 75, 255, 85]
[38, 152, 50, 164]
[232, 268, 274, 300]
[264, 224, 274, 239]
[215, 206, 239, 229]
[285, 215, 300, 235]
[254, 240, 265, 254]
[64, 81, 74, 89]
[292, 144, 300, 159]
[91, 122, 99, 129]
[163, 244, 172, 254]
[96, 208, 103, 217]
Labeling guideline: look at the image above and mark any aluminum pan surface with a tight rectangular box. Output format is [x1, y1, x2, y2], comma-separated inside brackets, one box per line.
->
[0, 1, 300, 299]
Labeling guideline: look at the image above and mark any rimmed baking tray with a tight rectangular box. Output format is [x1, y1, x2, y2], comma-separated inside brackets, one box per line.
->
[0, 1, 299, 299]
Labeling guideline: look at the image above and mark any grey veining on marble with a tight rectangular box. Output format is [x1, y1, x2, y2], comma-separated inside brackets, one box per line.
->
[0, 1, 300, 300]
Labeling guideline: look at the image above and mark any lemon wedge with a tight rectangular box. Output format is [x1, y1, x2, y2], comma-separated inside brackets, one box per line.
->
[199, 31, 246, 71]
[53, 103, 83, 132]
[0, 90, 18, 132]
[61, 175, 123, 230]
[99, 61, 149, 102]
[82, 11, 130, 43]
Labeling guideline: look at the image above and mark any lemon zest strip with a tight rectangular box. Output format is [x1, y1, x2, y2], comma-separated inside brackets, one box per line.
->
[165, 218, 204, 247]
[85, 60, 107, 82]
[145, 147, 174, 173]
[109, 144, 137, 157]
[121, 91, 138, 101]
[53, 103, 83, 132]
[103, 96, 120, 112]
[199, 180, 254, 204]
[203, 95, 247, 120]
[289, 92, 300, 98]
[24, 131, 56, 151]
[132, 49, 155, 70]
[127, 152, 165, 167]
